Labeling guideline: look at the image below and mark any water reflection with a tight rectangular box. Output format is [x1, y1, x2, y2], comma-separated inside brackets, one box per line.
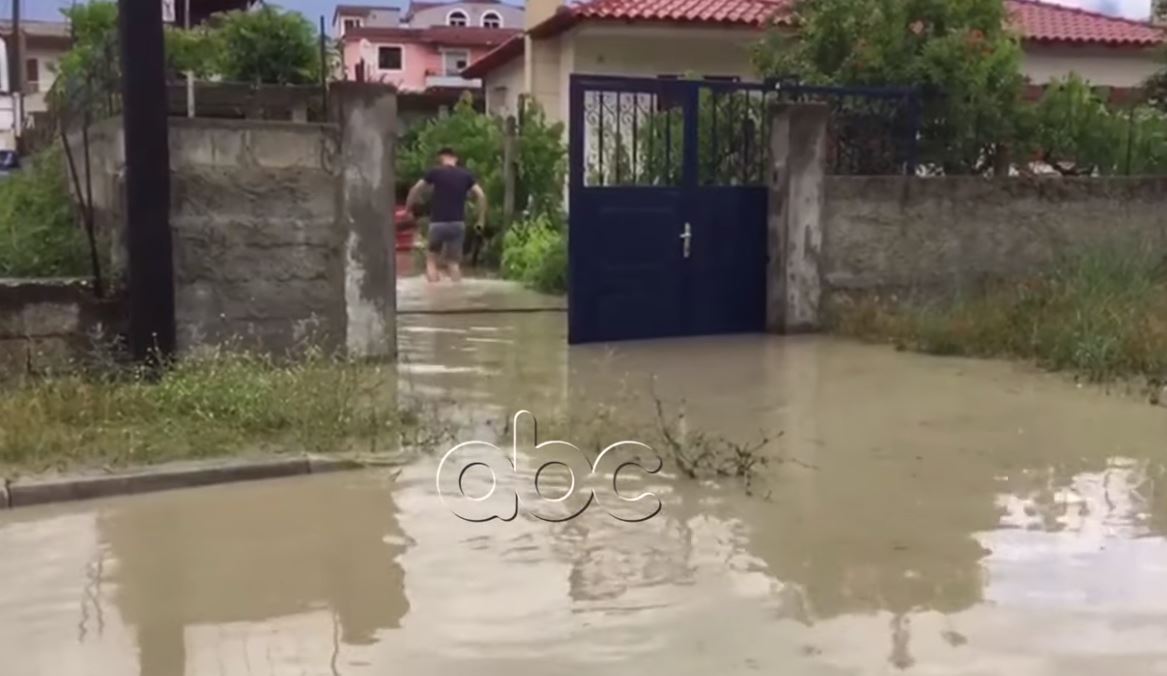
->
[2, 313, 1167, 674]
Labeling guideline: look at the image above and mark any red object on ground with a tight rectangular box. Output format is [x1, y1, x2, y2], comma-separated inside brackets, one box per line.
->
[395, 206, 416, 252]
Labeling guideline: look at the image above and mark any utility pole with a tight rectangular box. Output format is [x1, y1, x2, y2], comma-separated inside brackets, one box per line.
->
[184, 0, 194, 117]
[10, 0, 22, 146]
[119, 0, 176, 363]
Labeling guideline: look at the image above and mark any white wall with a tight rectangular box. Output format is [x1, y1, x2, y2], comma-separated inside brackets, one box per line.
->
[485, 58, 524, 116]
[570, 24, 758, 83]
[410, 2, 523, 29]
[1021, 45, 1161, 87]
[24, 46, 62, 115]
[502, 23, 1163, 128]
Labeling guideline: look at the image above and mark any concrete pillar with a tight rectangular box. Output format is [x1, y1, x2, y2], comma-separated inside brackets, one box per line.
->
[767, 103, 828, 333]
[290, 100, 309, 123]
[332, 82, 397, 359]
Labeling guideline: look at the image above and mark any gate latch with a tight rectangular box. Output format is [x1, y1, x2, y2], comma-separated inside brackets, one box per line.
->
[680, 223, 692, 259]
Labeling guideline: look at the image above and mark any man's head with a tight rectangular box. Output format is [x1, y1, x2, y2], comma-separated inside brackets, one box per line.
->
[437, 147, 458, 166]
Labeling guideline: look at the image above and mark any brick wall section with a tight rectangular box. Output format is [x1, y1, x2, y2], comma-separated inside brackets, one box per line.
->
[822, 176, 1167, 296]
[0, 279, 124, 374]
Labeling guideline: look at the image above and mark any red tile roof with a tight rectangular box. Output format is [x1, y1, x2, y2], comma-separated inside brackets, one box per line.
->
[467, 0, 1163, 77]
[344, 25, 520, 48]
[1009, 0, 1162, 46]
[561, 0, 788, 28]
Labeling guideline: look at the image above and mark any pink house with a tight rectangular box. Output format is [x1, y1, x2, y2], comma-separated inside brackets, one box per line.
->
[341, 25, 518, 91]
[335, 2, 522, 93]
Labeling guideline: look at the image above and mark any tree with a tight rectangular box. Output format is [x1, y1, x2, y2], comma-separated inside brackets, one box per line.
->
[753, 0, 1027, 174]
[211, 6, 322, 85]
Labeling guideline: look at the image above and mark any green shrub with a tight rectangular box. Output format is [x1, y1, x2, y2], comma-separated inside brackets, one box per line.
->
[0, 147, 88, 277]
[500, 213, 567, 294]
[397, 96, 566, 267]
[829, 244, 1167, 382]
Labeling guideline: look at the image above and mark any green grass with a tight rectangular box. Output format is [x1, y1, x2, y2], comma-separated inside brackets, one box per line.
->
[829, 246, 1167, 383]
[0, 347, 427, 476]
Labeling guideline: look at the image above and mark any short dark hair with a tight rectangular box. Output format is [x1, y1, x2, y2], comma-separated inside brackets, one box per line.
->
[437, 146, 457, 158]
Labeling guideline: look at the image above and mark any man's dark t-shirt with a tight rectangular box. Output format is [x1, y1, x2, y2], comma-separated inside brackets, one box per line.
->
[424, 166, 476, 223]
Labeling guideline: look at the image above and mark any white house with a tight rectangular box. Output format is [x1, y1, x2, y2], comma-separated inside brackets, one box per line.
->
[464, 0, 1165, 123]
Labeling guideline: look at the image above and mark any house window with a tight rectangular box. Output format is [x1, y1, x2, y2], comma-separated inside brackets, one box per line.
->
[481, 11, 503, 28]
[342, 18, 362, 34]
[378, 46, 403, 71]
[24, 58, 38, 93]
[443, 50, 470, 76]
[446, 9, 469, 26]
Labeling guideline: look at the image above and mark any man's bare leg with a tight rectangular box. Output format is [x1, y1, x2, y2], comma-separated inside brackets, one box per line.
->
[447, 261, 462, 282]
[425, 251, 441, 282]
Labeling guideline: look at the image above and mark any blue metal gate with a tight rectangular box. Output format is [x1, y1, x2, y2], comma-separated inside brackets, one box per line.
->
[567, 75, 918, 344]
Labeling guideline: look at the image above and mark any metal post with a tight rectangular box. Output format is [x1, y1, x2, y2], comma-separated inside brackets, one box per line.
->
[1125, 104, 1136, 176]
[503, 115, 516, 224]
[319, 16, 329, 119]
[119, 0, 176, 363]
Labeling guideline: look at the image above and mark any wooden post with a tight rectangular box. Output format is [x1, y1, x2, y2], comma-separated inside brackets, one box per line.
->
[503, 115, 517, 225]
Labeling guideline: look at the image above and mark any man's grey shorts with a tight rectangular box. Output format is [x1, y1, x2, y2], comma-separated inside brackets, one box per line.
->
[427, 221, 465, 261]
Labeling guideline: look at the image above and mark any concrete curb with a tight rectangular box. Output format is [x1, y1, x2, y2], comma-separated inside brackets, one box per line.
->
[0, 453, 406, 510]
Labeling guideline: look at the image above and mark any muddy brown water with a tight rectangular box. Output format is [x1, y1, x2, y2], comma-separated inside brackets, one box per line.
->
[4, 311, 1167, 675]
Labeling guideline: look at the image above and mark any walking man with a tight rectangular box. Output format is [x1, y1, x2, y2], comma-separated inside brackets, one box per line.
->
[406, 147, 487, 283]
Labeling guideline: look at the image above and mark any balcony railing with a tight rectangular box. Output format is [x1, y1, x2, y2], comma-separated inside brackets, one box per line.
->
[424, 75, 482, 89]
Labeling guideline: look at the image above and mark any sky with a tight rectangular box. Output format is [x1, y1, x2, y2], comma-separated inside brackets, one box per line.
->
[17, 0, 1159, 25]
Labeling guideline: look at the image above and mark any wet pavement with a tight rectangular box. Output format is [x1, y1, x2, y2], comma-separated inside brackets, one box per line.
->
[5, 309, 1167, 675]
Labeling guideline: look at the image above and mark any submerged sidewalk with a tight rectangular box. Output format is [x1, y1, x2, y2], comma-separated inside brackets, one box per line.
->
[397, 276, 565, 314]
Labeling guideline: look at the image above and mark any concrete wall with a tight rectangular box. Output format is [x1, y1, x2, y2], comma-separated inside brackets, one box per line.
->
[76, 91, 398, 358]
[570, 25, 757, 83]
[821, 176, 1167, 295]
[485, 58, 524, 116]
[0, 279, 123, 374]
[166, 118, 346, 354]
[526, 33, 565, 123]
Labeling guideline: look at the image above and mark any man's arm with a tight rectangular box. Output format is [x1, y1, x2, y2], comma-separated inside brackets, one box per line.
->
[470, 184, 487, 228]
[405, 178, 428, 211]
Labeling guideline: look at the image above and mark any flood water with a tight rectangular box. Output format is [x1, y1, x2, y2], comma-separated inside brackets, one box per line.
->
[4, 308, 1167, 675]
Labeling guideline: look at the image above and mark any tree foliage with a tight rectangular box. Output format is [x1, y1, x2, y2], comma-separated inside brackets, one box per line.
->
[1018, 74, 1167, 176]
[753, 0, 1027, 173]
[50, 2, 121, 121]
[50, 1, 326, 108]
[398, 95, 566, 223]
[210, 6, 323, 85]
[397, 95, 566, 267]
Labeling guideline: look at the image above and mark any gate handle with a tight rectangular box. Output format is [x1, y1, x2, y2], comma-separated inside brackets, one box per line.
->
[680, 222, 692, 259]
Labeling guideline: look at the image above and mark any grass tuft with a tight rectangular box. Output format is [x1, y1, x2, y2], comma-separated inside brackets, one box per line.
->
[829, 245, 1167, 383]
[0, 346, 418, 476]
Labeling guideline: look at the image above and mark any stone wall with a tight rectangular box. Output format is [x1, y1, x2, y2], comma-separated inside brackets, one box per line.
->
[822, 176, 1167, 296]
[0, 280, 123, 374]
